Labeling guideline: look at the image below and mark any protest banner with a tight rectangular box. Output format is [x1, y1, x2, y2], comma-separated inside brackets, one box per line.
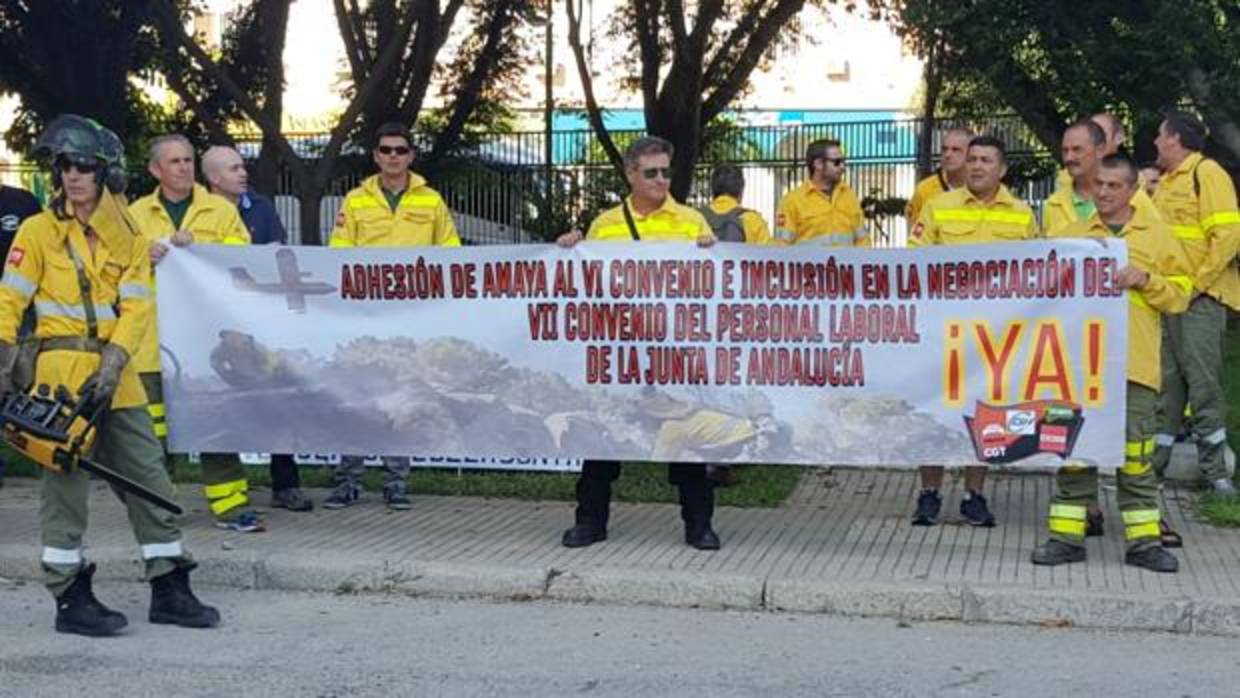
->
[156, 239, 1128, 470]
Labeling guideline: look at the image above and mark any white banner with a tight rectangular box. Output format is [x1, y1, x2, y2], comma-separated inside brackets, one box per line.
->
[156, 240, 1129, 470]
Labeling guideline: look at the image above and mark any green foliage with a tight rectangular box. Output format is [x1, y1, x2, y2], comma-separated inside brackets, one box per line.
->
[872, 0, 1240, 163]
[0, 449, 801, 508]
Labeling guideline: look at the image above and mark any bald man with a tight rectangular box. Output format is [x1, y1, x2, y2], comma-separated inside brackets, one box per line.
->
[202, 146, 288, 245]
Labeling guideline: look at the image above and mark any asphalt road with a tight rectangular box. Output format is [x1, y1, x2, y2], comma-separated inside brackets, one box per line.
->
[1, 578, 1235, 697]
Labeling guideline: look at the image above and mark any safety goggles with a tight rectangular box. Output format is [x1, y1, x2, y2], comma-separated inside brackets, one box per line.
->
[55, 155, 100, 174]
[377, 145, 412, 156]
[639, 167, 672, 181]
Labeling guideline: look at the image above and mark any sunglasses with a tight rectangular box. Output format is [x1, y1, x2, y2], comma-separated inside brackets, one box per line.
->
[824, 157, 846, 167]
[639, 167, 672, 181]
[377, 145, 412, 156]
[55, 155, 100, 174]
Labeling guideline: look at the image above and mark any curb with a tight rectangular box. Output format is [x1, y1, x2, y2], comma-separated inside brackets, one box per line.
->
[3, 546, 1238, 637]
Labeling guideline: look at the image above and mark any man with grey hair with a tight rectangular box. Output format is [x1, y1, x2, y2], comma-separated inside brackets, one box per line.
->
[556, 136, 723, 550]
[201, 145, 312, 512]
[906, 127, 973, 230]
[129, 135, 260, 532]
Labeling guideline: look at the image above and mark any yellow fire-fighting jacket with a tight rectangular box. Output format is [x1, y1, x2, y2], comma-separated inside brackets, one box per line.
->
[706, 195, 773, 245]
[1053, 205, 1192, 391]
[909, 185, 1037, 247]
[0, 192, 152, 409]
[586, 196, 710, 242]
[905, 170, 954, 233]
[775, 179, 868, 247]
[330, 173, 460, 248]
[1151, 152, 1240, 310]
[128, 184, 250, 374]
[1044, 169, 1157, 236]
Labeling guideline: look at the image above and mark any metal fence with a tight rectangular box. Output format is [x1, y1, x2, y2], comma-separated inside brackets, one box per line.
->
[2, 114, 1059, 247]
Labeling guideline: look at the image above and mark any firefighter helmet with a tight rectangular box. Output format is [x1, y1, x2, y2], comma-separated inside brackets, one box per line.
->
[32, 114, 127, 194]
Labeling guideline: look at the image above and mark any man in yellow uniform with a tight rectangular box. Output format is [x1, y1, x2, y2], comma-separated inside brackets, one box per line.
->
[905, 127, 972, 232]
[1033, 154, 1188, 572]
[1150, 112, 1240, 495]
[775, 139, 868, 247]
[129, 134, 257, 532]
[701, 164, 771, 245]
[0, 115, 219, 635]
[1043, 120, 1107, 235]
[556, 136, 721, 550]
[910, 135, 1038, 526]
[325, 122, 460, 511]
[1052, 113, 1156, 217]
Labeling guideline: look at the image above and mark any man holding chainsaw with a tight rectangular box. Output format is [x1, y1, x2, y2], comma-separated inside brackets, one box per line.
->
[0, 115, 220, 637]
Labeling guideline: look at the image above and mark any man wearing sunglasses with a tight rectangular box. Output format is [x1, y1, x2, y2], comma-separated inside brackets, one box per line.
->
[130, 135, 257, 532]
[556, 136, 723, 551]
[775, 139, 868, 247]
[326, 122, 460, 511]
[0, 114, 219, 636]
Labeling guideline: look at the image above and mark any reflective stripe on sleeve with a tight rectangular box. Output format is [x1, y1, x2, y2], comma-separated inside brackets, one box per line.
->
[1201, 211, 1240, 231]
[1, 271, 38, 298]
[119, 283, 151, 300]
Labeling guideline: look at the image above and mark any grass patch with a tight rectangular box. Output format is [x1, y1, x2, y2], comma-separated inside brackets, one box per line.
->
[1197, 321, 1240, 527]
[0, 447, 802, 508]
[1198, 493, 1240, 528]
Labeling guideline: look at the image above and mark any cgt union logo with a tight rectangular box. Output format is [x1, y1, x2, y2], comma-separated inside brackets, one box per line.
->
[964, 400, 1086, 465]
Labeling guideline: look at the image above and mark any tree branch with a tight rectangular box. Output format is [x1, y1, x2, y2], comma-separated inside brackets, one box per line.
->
[1186, 65, 1240, 163]
[427, 0, 520, 160]
[701, 0, 804, 122]
[633, 0, 663, 114]
[565, 0, 623, 174]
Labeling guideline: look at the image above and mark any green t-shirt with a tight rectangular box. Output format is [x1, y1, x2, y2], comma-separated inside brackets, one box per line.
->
[1071, 190, 1096, 222]
[382, 187, 405, 212]
[159, 192, 192, 229]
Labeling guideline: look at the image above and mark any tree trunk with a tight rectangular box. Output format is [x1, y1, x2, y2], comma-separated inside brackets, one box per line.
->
[253, 0, 292, 197]
[298, 183, 326, 246]
[917, 38, 942, 181]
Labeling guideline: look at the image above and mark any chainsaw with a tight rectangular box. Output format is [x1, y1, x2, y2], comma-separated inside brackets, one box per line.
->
[0, 384, 183, 515]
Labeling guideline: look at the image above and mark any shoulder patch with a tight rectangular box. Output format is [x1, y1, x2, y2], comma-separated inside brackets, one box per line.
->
[6, 247, 24, 266]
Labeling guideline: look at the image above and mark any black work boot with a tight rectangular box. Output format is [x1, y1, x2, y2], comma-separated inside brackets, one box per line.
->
[54, 563, 128, 637]
[1031, 539, 1086, 566]
[679, 481, 720, 550]
[562, 476, 610, 547]
[149, 565, 221, 628]
[1125, 545, 1179, 573]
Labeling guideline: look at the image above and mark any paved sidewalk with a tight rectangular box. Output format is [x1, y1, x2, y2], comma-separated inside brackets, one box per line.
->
[2, 469, 1239, 636]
